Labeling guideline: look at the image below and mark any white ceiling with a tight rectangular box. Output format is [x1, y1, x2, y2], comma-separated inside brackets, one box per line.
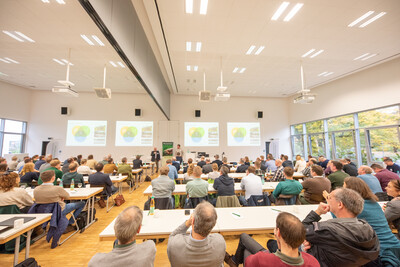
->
[0, 0, 144, 93]
[152, 0, 400, 97]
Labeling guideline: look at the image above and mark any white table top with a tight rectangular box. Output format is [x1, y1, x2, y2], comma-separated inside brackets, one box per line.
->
[0, 214, 52, 243]
[26, 187, 103, 200]
[143, 182, 279, 196]
[83, 175, 127, 183]
[177, 173, 247, 179]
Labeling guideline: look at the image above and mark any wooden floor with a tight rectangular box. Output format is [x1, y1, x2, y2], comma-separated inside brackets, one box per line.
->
[0, 175, 274, 266]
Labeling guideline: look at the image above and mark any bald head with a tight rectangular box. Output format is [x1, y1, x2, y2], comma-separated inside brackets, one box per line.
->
[275, 159, 282, 166]
[114, 206, 143, 244]
[193, 202, 217, 237]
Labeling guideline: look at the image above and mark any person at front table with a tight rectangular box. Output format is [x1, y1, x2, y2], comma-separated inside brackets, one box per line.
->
[357, 165, 383, 194]
[167, 201, 226, 267]
[327, 161, 349, 190]
[239, 166, 262, 206]
[212, 154, 223, 168]
[117, 157, 133, 185]
[0, 171, 33, 213]
[166, 159, 178, 180]
[299, 165, 331, 204]
[152, 166, 175, 208]
[151, 147, 161, 173]
[34, 170, 86, 233]
[77, 159, 92, 176]
[62, 162, 86, 187]
[132, 155, 143, 169]
[235, 158, 249, 173]
[186, 166, 208, 198]
[202, 158, 213, 174]
[208, 163, 220, 180]
[104, 158, 118, 174]
[301, 188, 380, 266]
[38, 159, 63, 185]
[269, 159, 285, 182]
[213, 165, 235, 198]
[88, 206, 156, 267]
[183, 164, 195, 181]
[89, 163, 118, 196]
[265, 154, 277, 172]
[272, 167, 303, 200]
[197, 156, 206, 168]
[86, 154, 98, 170]
[224, 212, 320, 267]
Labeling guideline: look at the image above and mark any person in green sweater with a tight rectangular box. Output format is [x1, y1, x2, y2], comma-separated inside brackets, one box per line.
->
[186, 166, 208, 198]
[327, 161, 349, 190]
[62, 162, 85, 187]
[38, 159, 63, 185]
[272, 167, 303, 199]
[117, 157, 133, 185]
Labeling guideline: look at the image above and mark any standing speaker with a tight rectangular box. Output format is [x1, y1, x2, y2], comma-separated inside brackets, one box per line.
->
[195, 110, 201, 117]
[61, 107, 69, 115]
[258, 111, 263, 118]
[135, 108, 141, 117]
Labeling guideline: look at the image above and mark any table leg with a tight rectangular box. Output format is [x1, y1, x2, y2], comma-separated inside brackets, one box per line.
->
[86, 197, 91, 229]
[119, 182, 122, 195]
[13, 236, 20, 266]
[25, 229, 32, 260]
[85, 196, 97, 230]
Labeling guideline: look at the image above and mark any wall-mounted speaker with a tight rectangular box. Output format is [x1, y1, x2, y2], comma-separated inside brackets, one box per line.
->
[135, 108, 141, 117]
[258, 111, 263, 118]
[61, 107, 69, 115]
[195, 110, 201, 117]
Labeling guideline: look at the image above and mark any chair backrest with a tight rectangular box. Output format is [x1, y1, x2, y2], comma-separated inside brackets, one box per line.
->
[155, 197, 173, 210]
[0, 204, 21, 214]
[375, 192, 389, 201]
[247, 194, 271, 206]
[90, 184, 108, 196]
[275, 194, 300, 205]
[216, 195, 241, 208]
[188, 196, 209, 209]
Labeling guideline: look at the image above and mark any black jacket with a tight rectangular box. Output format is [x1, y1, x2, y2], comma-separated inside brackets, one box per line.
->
[282, 160, 294, 168]
[213, 175, 235, 196]
[302, 210, 380, 267]
[132, 159, 143, 169]
[343, 163, 358, 176]
[236, 164, 249, 173]
[197, 161, 206, 168]
[212, 160, 223, 167]
[89, 172, 113, 196]
[151, 151, 160, 161]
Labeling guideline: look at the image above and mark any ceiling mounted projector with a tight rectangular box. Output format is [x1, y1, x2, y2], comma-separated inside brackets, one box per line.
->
[52, 87, 79, 97]
[199, 91, 211, 101]
[217, 86, 227, 92]
[94, 87, 111, 99]
[293, 64, 316, 104]
[214, 93, 230, 101]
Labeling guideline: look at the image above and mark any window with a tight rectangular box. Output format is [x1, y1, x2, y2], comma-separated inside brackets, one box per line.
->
[327, 114, 354, 131]
[291, 124, 303, 135]
[308, 134, 325, 157]
[292, 135, 304, 157]
[358, 106, 400, 128]
[0, 119, 27, 156]
[330, 131, 356, 160]
[306, 120, 324, 133]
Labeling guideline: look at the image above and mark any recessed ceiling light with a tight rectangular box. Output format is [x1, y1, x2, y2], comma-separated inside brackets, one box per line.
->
[0, 72, 9, 76]
[186, 0, 193, 14]
[196, 42, 202, 52]
[271, 2, 290, 21]
[91, 35, 105, 46]
[301, 49, 315, 58]
[3, 57, 19, 64]
[239, 68, 246, 73]
[353, 53, 370, 60]
[318, 71, 327, 76]
[3, 31, 24, 42]
[361, 53, 377, 60]
[117, 62, 125, 68]
[61, 59, 73, 65]
[109, 61, 117, 67]
[359, 12, 386, 28]
[56, 0, 65, 4]
[186, 41, 192, 51]
[14, 31, 35, 42]
[246, 45, 256, 55]
[0, 58, 10, 64]
[200, 0, 208, 15]
[283, 3, 303, 22]
[254, 46, 265, 55]
[41, 0, 50, 3]
[80, 34, 94, 45]
[324, 72, 333, 76]
[193, 66, 198, 71]
[348, 11, 374, 27]
[233, 68, 239, 73]
[187, 65, 191, 71]
[310, 49, 324, 58]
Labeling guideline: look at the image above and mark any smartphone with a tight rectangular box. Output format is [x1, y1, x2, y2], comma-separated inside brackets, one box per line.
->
[184, 210, 190, 215]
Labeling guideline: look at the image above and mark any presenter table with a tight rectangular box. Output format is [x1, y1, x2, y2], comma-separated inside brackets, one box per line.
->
[0, 214, 52, 266]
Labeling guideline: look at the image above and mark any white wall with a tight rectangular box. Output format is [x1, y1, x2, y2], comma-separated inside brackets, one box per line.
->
[288, 57, 400, 125]
[0, 81, 32, 122]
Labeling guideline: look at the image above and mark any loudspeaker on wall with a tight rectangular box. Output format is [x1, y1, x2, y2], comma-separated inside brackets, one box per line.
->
[135, 109, 142, 117]
[258, 111, 263, 118]
[195, 110, 201, 117]
[61, 107, 69, 115]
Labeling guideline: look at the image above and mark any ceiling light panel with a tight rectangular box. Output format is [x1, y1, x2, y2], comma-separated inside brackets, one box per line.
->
[254, 46, 265, 55]
[246, 45, 256, 55]
[186, 0, 193, 14]
[4, 57, 19, 64]
[193, 66, 198, 71]
[187, 65, 191, 71]
[283, 3, 303, 22]
[233, 67, 239, 73]
[361, 53, 377, 60]
[186, 41, 192, 51]
[318, 71, 328, 76]
[200, 0, 208, 15]
[359, 12, 386, 28]
[348, 11, 374, 27]
[239, 68, 246, 73]
[91, 35, 105, 46]
[53, 58, 65, 65]
[271, 2, 289, 21]
[353, 53, 370, 60]
[2, 30, 36, 42]
[56, 0, 65, 4]
[14, 32, 35, 42]
[196, 42, 202, 52]
[117, 62, 125, 68]
[0, 58, 10, 63]
[81, 34, 94, 45]
[301, 49, 315, 57]
[109, 61, 117, 67]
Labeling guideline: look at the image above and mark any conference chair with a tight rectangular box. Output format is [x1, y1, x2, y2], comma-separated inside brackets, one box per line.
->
[91, 184, 115, 212]
[216, 195, 241, 208]
[247, 194, 272, 206]
[119, 172, 134, 193]
[275, 194, 301, 205]
[184, 196, 209, 209]
[0, 205, 27, 253]
[144, 197, 173, 210]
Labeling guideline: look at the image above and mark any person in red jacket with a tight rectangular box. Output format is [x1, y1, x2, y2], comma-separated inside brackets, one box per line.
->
[225, 212, 319, 267]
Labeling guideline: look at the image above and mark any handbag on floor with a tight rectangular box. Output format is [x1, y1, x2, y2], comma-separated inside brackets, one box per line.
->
[114, 194, 125, 206]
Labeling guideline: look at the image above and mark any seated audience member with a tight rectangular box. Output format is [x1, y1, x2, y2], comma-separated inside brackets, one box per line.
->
[213, 166, 235, 197]
[265, 154, 277, 172]
[89, 206, 156, 267]
[184, 164, 195, 181]
[176, 152, 183, 165]
[302, 188, 380, 266]
[38, 159, 63, 185]
[62, 158, 74, 174]
[235, 158, 249, 173]
[239, 166, 262, 206]
[167, 201, 225, 267]
[76, 154, 82, 165]
[62, 162, 85, 187]
[16, 156, 29, 172]
[166, 159, 178, 180]
[340, 158, 358, 176]
[7, 156, 18, 171]
[0, 163, 8, 173]
[89, 163, 118, 196]
[327, 161, 349, 190]
[38, 154, 53, 172]
[0, 157, 7, 164]
[132, 155, 143, 169]
[357, 165, 383, 194]
[34, 170, 85, 232]
[172, 157, 181, 172]
[371, 163, 400, 192]
[259, 155, 266, 165]
[32, 155, 39, 163]
[344, 177, 400, 265]
[272, 167, 303, 200]
[244, 156, 251, 166]
[99, 156, 109, 166]
[282, 155, 293, 168]
[0, 172, 33, 213]
[301, 158, 317, 178]
[152, 166, 175, 199]
[208, 163, 220, 180]
[212, 154, 223, 168]
[299, 165, 331, 204]
[384, 179, 400, 239]
[77, 159, 92, 176]
[104, 158, 118, 174]
[254, 160, 265, 178]
[183, 158, 193, 174]
[317, 156, 330, 169]
[225, 212, 319, 267]
[324, 160, 333, 176]
[87, 154, 97, 169]
[117, 157, 133, 184]
[294, 155, 306, 172]
[384, 157, 400, 174]
[202, 158, 213, 174]
[220, 157, 229, 169]
[270, 159, 285, 182]
[34, 155, 46, 170]
[186, 166, 208, 198]
[197, 156, 206, 168]
[20, 162, 39, 177]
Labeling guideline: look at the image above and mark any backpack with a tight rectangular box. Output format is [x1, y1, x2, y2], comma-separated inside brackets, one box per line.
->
[76, 209, 97, 233]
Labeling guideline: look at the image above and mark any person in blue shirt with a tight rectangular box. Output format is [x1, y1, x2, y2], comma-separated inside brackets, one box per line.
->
[272, 167, 303, 199]
[265, 154, 277, 172]
[343, 177, 400, 266]
[383, 158, 400, 174]
[357, 165, 383, 194]
[166, 159, 178, 180]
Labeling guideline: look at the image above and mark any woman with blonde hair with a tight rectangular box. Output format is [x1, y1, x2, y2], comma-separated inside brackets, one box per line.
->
[294, 155, 306, 172]
[20, 162, 38, 176]
[0, 172, 33, 213]
[184, 163, 195, 181]
[208, 163, 220, 180]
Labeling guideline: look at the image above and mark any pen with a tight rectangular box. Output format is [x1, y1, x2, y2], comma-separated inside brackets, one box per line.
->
[271, 208, 282, 212]
[232, 212, 241, 217]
